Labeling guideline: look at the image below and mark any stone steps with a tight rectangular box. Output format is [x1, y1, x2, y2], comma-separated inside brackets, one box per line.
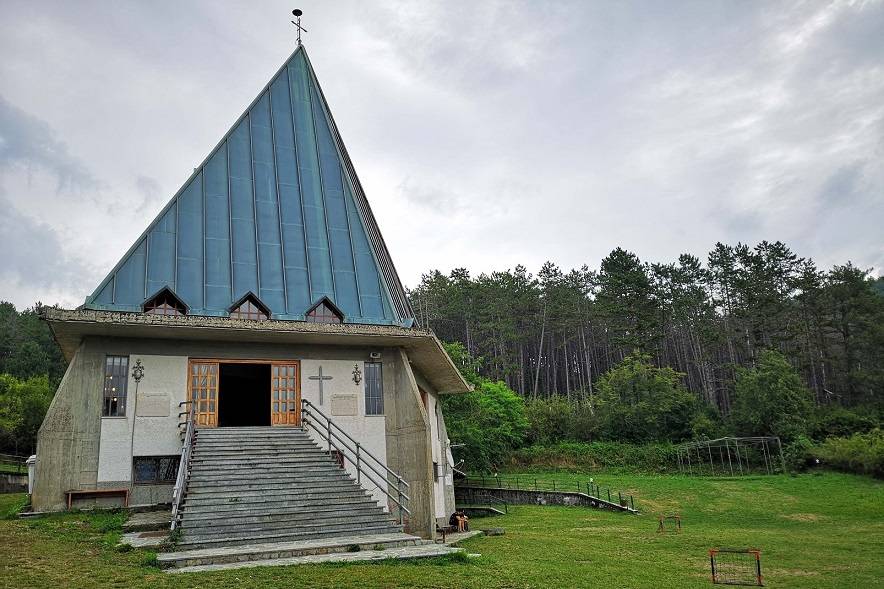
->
[184, 512, 396, 535]
[177, 425, 400, 552]
[182, 489, 371, 506]
[158, 532, 428, 569]
[182, 502, 386, 523]
[179, 522, 404, 549]
[188, 470, 352, 484]
[186, 478, 357, 493]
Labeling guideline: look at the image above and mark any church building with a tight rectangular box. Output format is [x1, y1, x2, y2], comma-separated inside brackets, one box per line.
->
[33, 41, 470, 546]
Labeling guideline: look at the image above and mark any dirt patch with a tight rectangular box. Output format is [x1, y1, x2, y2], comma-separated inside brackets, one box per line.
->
[781, 513, 828, 522]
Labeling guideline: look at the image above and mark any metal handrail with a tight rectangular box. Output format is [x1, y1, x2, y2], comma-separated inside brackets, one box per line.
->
[301, 398, 411, 524]
[170, 400, 196, 531]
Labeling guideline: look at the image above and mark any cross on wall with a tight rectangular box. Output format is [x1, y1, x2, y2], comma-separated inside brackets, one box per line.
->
[308, 366, 333, 405]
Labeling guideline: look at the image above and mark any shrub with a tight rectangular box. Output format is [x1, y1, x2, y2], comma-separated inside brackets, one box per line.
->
[816, 429, 884, 478]
[782, 435, 818, 472]
[729, 350, 814, 442]
[810, 406, 880, 440]
[595, 353, 698, 443]
[442, 343, 529, 472]
[510, 441, 679, 473]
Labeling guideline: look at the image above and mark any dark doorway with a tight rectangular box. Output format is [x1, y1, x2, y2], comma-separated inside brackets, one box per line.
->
[218, 363, 270, 427]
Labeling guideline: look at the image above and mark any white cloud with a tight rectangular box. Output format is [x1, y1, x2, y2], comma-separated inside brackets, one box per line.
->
[0, 0, 882, 310]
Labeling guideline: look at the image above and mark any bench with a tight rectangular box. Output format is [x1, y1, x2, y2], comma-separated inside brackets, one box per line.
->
[65, 488, 129, 510]
[436, 523, 456, 543]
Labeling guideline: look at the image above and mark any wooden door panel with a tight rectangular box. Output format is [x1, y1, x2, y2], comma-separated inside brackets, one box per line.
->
[189, 361, 218, 427]
[271, 363, 300, 426]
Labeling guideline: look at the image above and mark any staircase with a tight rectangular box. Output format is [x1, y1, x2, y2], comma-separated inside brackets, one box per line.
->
[157, 426, 459, 570]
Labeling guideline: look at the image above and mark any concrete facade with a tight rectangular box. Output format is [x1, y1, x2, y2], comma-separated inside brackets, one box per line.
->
[33, 328, 468, 539]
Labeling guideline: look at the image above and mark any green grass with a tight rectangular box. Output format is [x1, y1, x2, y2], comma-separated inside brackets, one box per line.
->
[0, 471, 882, 588]
[0, 463, 27, 475]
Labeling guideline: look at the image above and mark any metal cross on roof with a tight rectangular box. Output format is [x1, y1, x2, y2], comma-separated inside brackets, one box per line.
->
[291, 9, 307, 46]
[308, 365, 333, 405]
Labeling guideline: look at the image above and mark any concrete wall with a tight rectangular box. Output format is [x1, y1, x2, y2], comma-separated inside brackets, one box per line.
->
[384, 349, 435, 539]
[454, 486, 631, 512]
[1, 474, 27, 494]
[436, 400, 457, 520]
[97, 355, 187, 490]
[34, 335, 438, 527]
[413, 371, 456, 525]
[32, 341, 104, 511]
[300, 358, 388, 507]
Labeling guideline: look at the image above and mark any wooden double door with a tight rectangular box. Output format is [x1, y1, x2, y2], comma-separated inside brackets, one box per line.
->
[188, 360, 301, 427]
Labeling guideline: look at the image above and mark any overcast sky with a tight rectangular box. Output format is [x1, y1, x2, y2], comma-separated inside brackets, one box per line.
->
[1, 0, 882, 310]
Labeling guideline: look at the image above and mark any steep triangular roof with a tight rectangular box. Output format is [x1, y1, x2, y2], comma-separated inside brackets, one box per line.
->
[85, 45, 414, 326]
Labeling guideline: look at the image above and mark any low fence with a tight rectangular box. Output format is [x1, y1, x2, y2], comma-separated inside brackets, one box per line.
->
[0, 454, 27, 475]
[456, 474, 636, 512]
[0, 454, 29, 494]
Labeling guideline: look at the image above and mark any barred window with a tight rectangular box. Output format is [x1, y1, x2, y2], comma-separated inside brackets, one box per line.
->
[102, 355, 129, 417]
[133, 456, 180, 484]
[364, 362, 383, 415]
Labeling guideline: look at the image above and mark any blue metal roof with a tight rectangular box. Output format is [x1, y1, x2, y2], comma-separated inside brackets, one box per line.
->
[84, 46, 414, 326]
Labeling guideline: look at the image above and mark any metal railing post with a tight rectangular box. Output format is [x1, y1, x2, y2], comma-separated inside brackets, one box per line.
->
[356, 443, 361, 485]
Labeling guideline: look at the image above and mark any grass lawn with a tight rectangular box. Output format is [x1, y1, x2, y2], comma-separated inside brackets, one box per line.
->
[0, 471, 881, 588]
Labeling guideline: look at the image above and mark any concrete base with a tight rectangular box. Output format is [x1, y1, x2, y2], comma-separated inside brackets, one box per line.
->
[120, 530, 168, 548]
[167, 544, 464, 573]
[442, 530, 483, 545]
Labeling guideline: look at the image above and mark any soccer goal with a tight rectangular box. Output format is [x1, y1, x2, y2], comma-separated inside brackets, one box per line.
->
[709, 548, 763, 586]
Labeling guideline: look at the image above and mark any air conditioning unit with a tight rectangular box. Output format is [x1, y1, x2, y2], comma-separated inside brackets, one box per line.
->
[369, 352, 381, 360]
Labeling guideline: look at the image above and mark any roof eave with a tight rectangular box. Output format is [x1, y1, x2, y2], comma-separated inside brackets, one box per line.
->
[41, 308, 471, 395]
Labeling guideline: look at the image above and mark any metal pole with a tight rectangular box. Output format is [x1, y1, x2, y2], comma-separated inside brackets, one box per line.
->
[356, 443, 361, 485]
[327, 420, 331, 453]
[763, 439, 772, 474]
[776, 437, 787, 474]
[734, 440, 743, 475]
[725, 439, 734, 476]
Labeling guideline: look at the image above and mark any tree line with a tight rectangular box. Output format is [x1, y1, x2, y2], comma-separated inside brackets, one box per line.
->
[411, 241, 884, 415]
[0, 302, 64, 455]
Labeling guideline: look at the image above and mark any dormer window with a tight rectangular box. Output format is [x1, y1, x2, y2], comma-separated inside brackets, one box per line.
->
[229, 292, 271, 321]
[305, 297, 344, 324]
[143, 287, 187, 316]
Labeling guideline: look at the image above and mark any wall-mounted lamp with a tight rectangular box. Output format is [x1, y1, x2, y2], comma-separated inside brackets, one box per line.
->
[132, 359, 145, 383]
[352, 363, 362, 385]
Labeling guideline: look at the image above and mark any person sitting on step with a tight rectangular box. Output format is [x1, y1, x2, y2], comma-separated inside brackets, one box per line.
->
[449, 510, 469, 533]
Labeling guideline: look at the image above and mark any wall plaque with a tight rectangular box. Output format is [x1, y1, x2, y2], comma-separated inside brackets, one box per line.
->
[331, 394, 358, 416]
[137, 392, 170, 417]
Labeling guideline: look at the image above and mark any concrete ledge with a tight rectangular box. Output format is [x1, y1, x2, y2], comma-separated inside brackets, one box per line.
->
[455, 486, 638, 513]
[167, 544, 464, 573]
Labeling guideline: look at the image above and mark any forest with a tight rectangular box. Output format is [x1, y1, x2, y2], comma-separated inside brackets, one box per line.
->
[413, 241, 883, 473]
[411, 241, 883, 412]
